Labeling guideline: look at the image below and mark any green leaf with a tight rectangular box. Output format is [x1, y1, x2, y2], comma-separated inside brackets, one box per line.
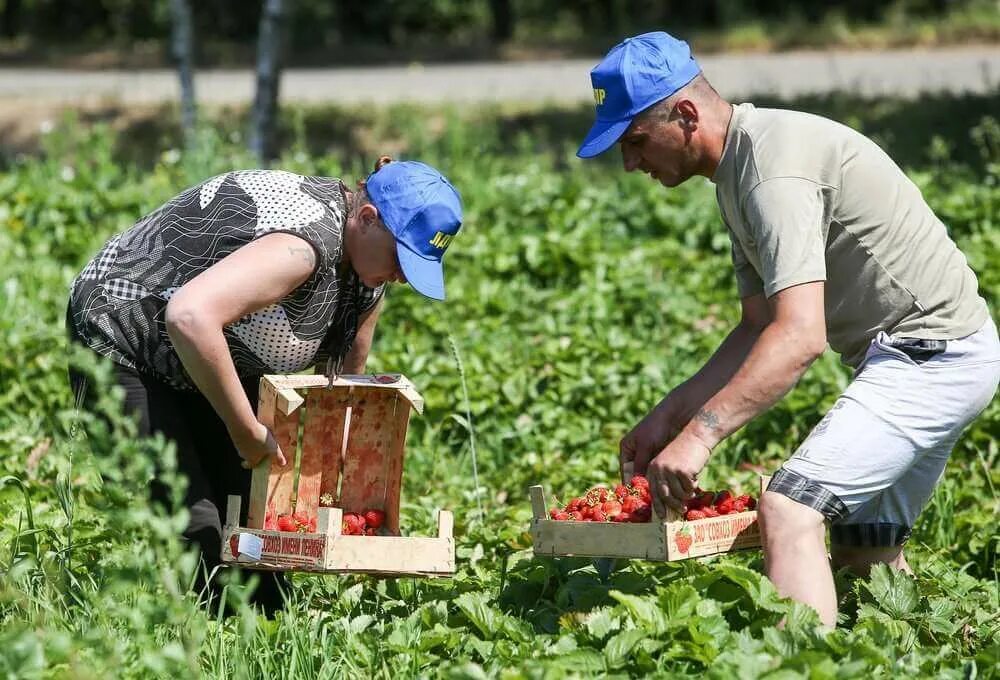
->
[863, 564, 921, 619]
[604, 629, 646, 668]
[609, 591, 669, 635]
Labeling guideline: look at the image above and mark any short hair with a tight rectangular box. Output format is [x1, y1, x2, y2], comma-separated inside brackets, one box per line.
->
[639, 74, 722, 122]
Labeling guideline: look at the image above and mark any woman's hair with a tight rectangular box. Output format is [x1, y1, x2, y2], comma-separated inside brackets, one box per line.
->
[350, 155, 394, 215]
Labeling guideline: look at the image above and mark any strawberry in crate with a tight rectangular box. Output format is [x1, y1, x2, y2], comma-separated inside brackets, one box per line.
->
[682, 487, 757, 520]
[548, 475, 654, 523]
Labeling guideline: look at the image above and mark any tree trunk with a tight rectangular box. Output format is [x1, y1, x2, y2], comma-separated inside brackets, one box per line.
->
[489, 0, 513, 43]
[170, 0, 197, 149]
[1, 0, 22, 38]
[251, 0, 287, 164]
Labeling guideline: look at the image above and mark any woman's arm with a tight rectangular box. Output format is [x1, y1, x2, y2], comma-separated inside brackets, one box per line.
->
[165, 232, 317, 467]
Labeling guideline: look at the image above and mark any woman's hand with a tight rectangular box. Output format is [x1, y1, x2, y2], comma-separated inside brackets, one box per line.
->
[230, 421, 287, 469]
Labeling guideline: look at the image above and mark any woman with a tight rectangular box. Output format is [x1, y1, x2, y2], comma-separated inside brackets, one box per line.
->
[67, 156, 463, 610]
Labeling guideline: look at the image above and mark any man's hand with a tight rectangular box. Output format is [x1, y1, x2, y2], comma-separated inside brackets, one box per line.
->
[620, 392, 696, 480]
[230, 421, 286, 469]
[646, 431, 712, 517]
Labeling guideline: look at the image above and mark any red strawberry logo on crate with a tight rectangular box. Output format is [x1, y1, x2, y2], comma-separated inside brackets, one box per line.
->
[673, 527, 693, 555]
[229, 534, 240, 558]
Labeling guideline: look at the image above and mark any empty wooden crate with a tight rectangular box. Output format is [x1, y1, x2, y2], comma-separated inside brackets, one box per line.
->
[222, 374, 454, 576]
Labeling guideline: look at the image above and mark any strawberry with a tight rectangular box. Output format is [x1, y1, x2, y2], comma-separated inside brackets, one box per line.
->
[701, 506, 720, 518]
[276, 514, 296, 532]
[737, 494, 756, 510]
[601, 500, 623, 517]
[621, 495, 640, 514]
[614, 484, 630, 501]
[569, 510, 584, 521]
[685, 509, 707, 520]
[629, 475, 650, 490]
[673, 528, 693, 554]
[566, 497, 582, 511]
[342, 513, 365, 535]
[684, 496, 705, 510]
[732, 498, 747, 513]
[612, 512, 631, 522]
[293, 512, 316, 533]
[716, 498, 735, 515]
[365, 527, 376, 536]
[550, 507, 563, 519]
[590, 508, 607, 522]
[362, 509, 384, 529]
[552, 510, 570, 521]
[714, 490, 733, 506]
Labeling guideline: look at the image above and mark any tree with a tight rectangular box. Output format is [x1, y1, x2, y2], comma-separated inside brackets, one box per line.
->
[250, 0, 288, 163]
[169, 0, 197, 149]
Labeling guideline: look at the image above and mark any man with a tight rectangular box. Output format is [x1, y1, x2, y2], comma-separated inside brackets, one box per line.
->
[578, 31, 998, 627]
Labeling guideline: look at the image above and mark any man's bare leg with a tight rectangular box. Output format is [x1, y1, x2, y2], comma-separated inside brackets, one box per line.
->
[758, 490, 837, 627]
[831, 545, 912, 576]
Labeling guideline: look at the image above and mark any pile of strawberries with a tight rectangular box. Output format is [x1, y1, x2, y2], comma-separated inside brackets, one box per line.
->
[340, 509, 385, 536]
[276, 512, 316, 533]
[274, 508, 386, 536]
[683, 488, 756, 520]
[548, 475, 654, 523]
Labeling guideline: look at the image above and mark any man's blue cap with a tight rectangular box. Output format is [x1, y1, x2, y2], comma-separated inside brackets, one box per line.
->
[577, 31, 701, 159]
[366, 160, 463, 301]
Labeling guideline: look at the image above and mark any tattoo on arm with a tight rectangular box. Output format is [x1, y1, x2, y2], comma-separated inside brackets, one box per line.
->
[694, 408, 722, 433]
[288, 245, 316, 267]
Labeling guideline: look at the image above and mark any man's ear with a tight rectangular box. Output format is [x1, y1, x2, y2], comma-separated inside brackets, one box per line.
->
[675, 99, 699, 124]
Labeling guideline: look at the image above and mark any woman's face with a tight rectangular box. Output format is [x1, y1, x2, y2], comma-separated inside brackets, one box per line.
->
[344, 203, 406, 288]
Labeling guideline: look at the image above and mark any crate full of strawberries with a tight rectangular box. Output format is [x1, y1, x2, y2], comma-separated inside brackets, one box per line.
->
[530, 474, 767, 562]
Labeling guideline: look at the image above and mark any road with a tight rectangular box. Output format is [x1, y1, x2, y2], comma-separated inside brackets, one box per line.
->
[0, 46, 997, 107]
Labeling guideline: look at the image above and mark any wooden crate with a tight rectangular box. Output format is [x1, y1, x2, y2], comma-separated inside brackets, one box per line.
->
[222, 374, 455, 576]
[529, 477, 768, 562]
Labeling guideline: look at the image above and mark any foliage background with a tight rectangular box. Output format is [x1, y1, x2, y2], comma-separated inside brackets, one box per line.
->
[1, 0, 998, 65]
[0, 89, 997, 677]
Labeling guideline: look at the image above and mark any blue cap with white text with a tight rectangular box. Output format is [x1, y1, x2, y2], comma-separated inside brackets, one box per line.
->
[366, 161, 463, 301]
[577, 31, 701, 158]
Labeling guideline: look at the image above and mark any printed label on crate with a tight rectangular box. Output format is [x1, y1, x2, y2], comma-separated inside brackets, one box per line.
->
[233, 532, 263, 560]
[228, 531, 326, 566]
[671, 513, 760, 556]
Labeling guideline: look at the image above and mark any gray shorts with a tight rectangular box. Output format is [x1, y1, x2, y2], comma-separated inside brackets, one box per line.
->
[768, 317, 1000, 547]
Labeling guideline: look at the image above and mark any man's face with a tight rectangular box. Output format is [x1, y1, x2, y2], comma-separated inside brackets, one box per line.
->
[618, 105, 697, 188]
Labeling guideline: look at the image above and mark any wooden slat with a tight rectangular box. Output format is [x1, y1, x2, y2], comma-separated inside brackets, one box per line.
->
[318, 506, 342, 538]
[275, 387, 305, 415]
[532, 520, 668, 560]
[270, 374, 329, 389]
[664, 511, 761, 561]
[325, 535, 454, 573]
[247, 378, 278, 529]
[339, 388, 395, 514]
[261, 406, 301, 530]
[225, 495, 241, 528]
[437, 510, 454, 539]
[529, 485, 547, 520]
[381, 394, 410, 535]
[297, 389, 349, 523]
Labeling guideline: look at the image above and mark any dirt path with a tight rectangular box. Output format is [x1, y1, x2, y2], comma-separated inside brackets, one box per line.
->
[1, 46, 997, 107]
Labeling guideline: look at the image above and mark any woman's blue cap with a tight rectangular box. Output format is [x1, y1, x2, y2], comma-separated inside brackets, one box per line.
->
[366, 161, 463, 301]
[577, 31, 701, 158]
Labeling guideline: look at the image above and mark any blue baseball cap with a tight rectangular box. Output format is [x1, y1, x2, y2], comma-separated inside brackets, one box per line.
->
[577, 32, 701, 159]
[366, 161, 463, 301]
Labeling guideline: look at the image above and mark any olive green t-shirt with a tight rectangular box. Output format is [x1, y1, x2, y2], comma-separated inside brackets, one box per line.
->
[712, 103, 988, 367]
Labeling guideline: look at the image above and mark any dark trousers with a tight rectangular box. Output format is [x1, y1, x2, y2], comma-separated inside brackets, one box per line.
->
[67, 319, 286, 614]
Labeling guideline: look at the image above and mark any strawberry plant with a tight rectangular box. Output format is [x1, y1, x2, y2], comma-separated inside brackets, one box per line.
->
[0, 100, 996, 678]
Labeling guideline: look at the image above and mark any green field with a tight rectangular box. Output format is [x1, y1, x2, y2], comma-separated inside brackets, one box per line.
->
[0, 93, 997, 678]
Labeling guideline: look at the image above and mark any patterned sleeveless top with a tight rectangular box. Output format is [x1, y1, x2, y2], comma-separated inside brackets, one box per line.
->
[69, 170, 383, 390]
